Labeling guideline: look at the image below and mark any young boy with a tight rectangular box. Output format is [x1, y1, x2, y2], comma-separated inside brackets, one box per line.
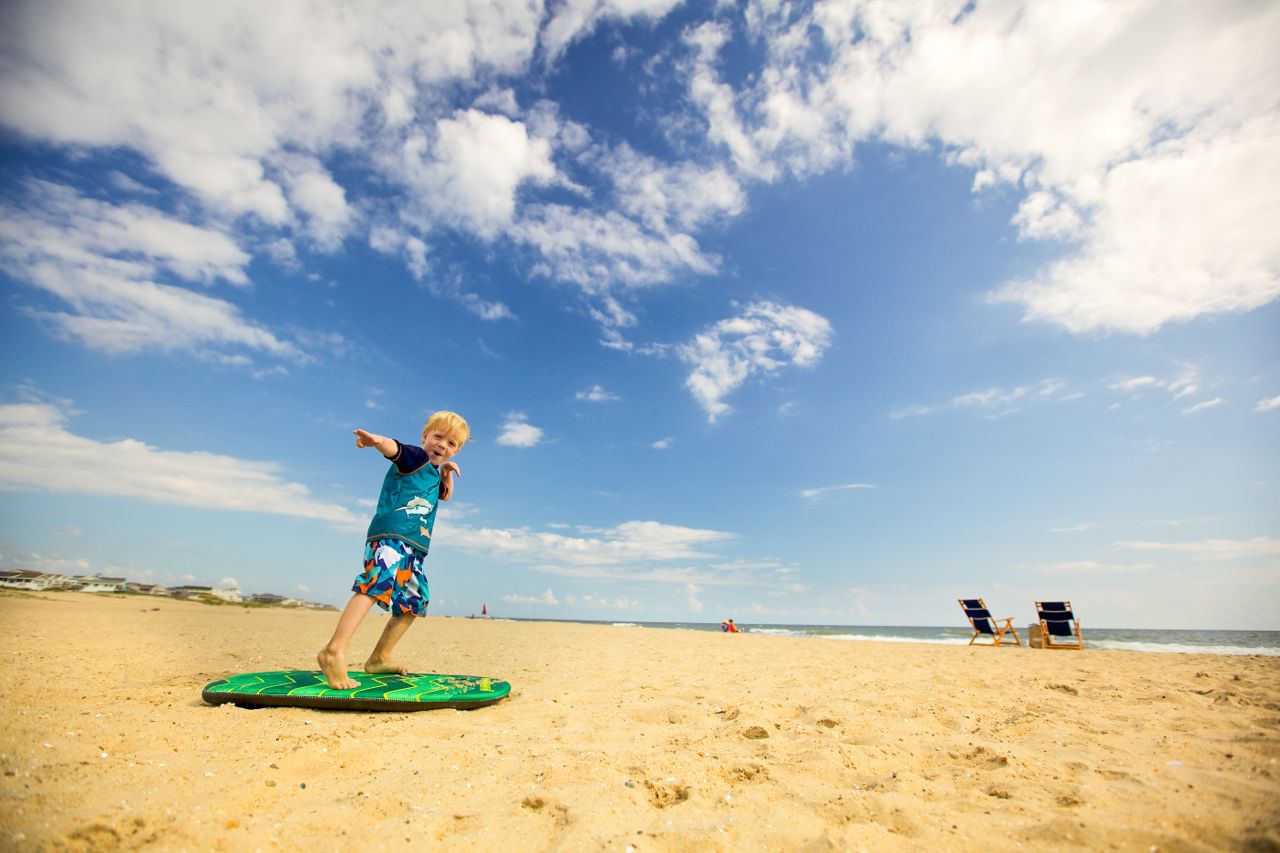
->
[317, 411, 469, 689]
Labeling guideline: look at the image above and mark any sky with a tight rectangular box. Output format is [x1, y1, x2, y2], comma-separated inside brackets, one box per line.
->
[0, 0, 1277, 630]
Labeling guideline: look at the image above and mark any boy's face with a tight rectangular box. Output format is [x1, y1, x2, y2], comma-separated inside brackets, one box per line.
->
[421, 429, 462, 466]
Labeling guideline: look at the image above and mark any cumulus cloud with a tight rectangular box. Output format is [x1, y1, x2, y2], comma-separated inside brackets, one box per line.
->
[576, 384, 619, 403]
[683, 1, 1280, 335]
[0, 400, 361, 528]
[496, 412, 544, 448]
[408, 109, 557, 238]
[276, 155, 356, 251]
[541, 0, 683, 61]
[445, 518, 731, 568]
[504, 588, 560, 606]
[563, 592, 642, 610]
[510, 204, 719, 293]
[0, 1, 712, 335]
[678, 301, 833, 422]
[5, 0, 1272, 357]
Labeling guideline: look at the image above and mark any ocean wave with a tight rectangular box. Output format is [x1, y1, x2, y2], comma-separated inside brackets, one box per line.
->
[819, 634, 971, 646]
[1087, 640, 1280, 656]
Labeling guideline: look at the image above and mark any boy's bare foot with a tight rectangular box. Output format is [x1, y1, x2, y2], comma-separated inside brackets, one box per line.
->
[317, 647, 359, 690]
[364, 657, 409, 676]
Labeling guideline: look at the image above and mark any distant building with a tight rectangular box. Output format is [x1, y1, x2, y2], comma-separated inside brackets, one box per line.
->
[76, 576, 129, 593]
[250, 593, 290, 606]
[132, 583, 169, 596]
[169, 585, 213, 598]
[210, 587, 242, 603]
[0, 569, 66, 590]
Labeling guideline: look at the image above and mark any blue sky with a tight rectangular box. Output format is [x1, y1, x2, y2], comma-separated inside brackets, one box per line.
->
[1, 1, 1277, 630]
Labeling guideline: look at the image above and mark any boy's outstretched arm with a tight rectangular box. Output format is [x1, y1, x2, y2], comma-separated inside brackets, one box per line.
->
[353, 428, 398, 458]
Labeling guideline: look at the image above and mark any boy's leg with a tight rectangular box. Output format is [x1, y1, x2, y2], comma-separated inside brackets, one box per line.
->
[317, 592, 376, 689]
[364, 613, 415, 676]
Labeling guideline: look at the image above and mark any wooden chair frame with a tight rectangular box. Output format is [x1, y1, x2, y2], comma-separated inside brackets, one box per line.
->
[1035, 600, 1084, 650]
[958, 598, 1021, 646]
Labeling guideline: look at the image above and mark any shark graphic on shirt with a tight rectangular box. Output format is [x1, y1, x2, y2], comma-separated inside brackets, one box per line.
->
[396, 497, 434, 518]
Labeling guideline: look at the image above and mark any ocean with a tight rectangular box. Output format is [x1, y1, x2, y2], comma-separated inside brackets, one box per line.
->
[584, 621, 1280, 656]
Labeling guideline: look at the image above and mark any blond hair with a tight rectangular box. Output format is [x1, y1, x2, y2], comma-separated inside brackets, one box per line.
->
[422, 410, 470, 449]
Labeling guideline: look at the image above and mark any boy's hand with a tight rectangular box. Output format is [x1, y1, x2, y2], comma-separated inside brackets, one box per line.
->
[439, 461, 460, 501]
[353, 429, 396, 457]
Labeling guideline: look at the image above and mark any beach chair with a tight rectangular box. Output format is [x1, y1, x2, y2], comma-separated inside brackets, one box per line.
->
[1035, 601, 1084, 650]
[958, 599, 1021, 646]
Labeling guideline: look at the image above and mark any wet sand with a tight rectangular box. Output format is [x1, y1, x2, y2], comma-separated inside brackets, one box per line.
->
[1, 592, 1277, 851]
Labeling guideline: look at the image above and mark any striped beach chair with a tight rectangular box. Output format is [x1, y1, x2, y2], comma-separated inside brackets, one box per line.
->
[958, 598, 1021, 647]
[1035, 601, 1084, 650]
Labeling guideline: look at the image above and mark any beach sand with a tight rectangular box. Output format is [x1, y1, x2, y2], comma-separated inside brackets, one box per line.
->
[1, 592, 1277, 851]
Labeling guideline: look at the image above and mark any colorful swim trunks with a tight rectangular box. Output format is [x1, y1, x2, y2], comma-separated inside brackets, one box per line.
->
[352, 538, 429, 617]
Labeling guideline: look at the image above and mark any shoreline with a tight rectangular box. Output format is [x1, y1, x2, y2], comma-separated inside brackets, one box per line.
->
[10, 589, 1275, 656]
[2, 592, 1278, 850]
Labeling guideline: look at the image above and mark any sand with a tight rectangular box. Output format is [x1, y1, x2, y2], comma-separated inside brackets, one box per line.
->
[1, 592, 1277, 851]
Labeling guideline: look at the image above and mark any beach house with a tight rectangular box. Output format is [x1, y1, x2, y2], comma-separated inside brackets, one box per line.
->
[0, 569, 67, 590]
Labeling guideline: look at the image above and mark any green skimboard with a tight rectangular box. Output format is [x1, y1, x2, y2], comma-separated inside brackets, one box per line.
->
[201, 670, 510, 711]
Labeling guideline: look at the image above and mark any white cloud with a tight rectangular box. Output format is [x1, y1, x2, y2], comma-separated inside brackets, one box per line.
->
[1109, 365, 1201, 400]
[650, 437, 674, 450]
[678, 301, 834, 422]
[445, 518, 732, 569]
[0, 401, 362, 528]
[6, 1, 1272, 355]
[599, 142, 746, 233]
[576, 384, 619, 403]
[504, 588, 560, 606]
[0, 2, 714, 325]
[541, 0, 683, 61]
[0, 181, 299, 360]
[218, 577, 241, 589]
[3, 549, 92, 576]
[409, 109, 557, 238]
[496, 412, 544, 448]
[890, 378, 1075, 420]
[800, 483, 876, 501]
[277, 155, 356, 251]
[687, 2, 1280, 335]
[0, 2, 548, 221]
[510, 204, 719, 293]
[1117, 537, 1280, 560]
[685, 582, 703, 613]
[1183, 397, 1225, 415]
[1255, 396, 1280, 413]
[437, 517, 800, 592]
[1109, 376, 1160, 393]
[564, 593, 642, 610]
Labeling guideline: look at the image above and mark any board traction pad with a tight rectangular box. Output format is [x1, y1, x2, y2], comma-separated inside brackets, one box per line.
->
[202, 670, 510, 711]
